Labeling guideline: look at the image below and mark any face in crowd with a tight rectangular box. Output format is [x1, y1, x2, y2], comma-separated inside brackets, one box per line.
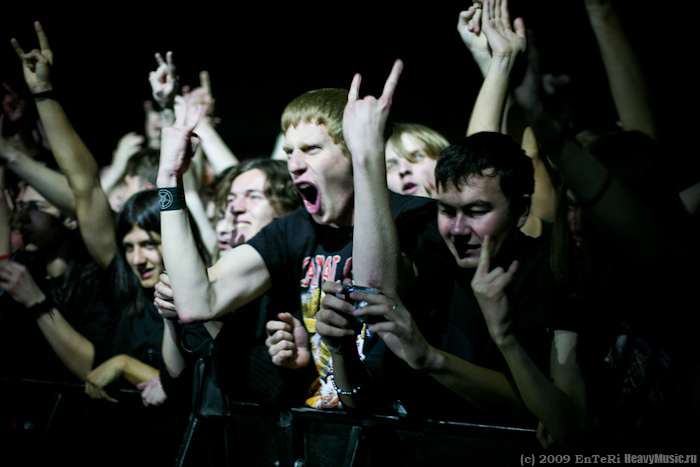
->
[18, 185, 76, 253]
[284, 121, 354, 228]
[122, 226, 163, 289]
[437, 169, 528, 270]
[216, 168, 283, 255]
[385, 132, 438, 199]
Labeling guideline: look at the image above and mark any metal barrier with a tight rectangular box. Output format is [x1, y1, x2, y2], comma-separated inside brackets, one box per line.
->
[1, 378, 541, 466]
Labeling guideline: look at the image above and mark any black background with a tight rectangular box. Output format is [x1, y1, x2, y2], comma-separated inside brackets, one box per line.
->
[2, 1, 696, 186]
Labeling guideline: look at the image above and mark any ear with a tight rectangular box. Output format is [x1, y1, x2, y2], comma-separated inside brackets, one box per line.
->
[515, 194, 531, 229]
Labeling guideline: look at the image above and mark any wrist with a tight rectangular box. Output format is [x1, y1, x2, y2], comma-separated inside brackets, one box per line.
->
[30, 84, 54, 96]
[156, 172, 181, 188]
[415, 344, 442, 372]
[494, 332, 518, 351]
[28, 294, 55, 320]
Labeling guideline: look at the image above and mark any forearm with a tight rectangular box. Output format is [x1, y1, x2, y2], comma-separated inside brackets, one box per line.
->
[424, 346, 522, 417]
[0, 168, 10, 256]
[329, 339, 371, 410]
[586, 3, 656, 137]
[182, 179, 216, 257]
[34, 98, 101, 196]
[497, 335, 585, 444]
[6, 151, 76, 215]
[114, 354, 160, 386]
[160, 208, 215, 322]
[161, 319, 186, 378]
[195, 119, 239, 174]
[352, 145, 401, 292]
[37, 308, 95, 381]
[522, 127, 556, 223]
[467, 57, 516, 136]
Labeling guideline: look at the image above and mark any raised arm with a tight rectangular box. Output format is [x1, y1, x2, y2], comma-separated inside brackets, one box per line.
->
[316, 60, 405, 408]
[0, 130, 76, 216]
[157, 99, 270, 323]
[183, 71, 239, 175]
[585, 0, 656, 138]
[11, 22, 117, 268]
[514, 32, 665, 263]
[466, 0, 526, 136]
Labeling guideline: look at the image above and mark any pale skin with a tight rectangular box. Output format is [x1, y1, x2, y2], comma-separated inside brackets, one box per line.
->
[158, 96, 272, 323]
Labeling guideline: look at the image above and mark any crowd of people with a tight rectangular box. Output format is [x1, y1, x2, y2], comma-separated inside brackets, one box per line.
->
[1, 1, 699, 465]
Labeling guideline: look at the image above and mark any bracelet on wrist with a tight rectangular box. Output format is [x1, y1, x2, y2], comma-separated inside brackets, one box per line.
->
[158, 186, 186, 211]
[330, 374, 361, 397]
[32, 89, 58, 101]
[28, 296, 56, 319]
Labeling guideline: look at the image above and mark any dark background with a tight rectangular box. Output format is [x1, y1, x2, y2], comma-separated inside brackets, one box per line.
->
[2, 2, 696, 186]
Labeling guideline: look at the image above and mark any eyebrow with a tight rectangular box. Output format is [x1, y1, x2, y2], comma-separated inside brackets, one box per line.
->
[228, 189, 264, 198]
[438, 199, 492, 210]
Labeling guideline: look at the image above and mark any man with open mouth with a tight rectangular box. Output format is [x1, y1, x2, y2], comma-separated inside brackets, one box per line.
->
[157, 61, 436, 410]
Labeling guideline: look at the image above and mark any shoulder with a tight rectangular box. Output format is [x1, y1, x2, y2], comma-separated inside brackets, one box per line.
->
[389, 192, 436, 219]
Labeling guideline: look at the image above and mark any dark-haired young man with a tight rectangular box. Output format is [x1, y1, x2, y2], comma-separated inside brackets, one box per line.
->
[319, 131, 554, 425]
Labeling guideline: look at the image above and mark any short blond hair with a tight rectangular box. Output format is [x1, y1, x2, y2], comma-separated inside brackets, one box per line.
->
[387, 122, 449, 162]
[281, 88, 349, 158]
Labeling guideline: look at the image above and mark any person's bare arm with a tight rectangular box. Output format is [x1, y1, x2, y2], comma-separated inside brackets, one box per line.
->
[585, 0, 656, 138]
[158, 99, 271, 322]
[466, 0, 526, 136]
[11, 22, 116, 268]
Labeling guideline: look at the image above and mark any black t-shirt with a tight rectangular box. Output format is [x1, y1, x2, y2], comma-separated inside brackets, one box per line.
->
[366, 231, 553, 426]
[0, 254, 113, 384]
[94, 255, 164, 370]
[247, 192, 437, 409]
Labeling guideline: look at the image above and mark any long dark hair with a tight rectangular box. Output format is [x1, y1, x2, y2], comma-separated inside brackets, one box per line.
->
[113, 188, 210, 315]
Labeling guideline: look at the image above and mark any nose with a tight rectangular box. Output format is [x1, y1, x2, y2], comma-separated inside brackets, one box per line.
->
[449, 212, 472, 237]
[131, 245, 146, 265]
[231, 197, 246, 215]
[398, 158, 412, 177]
[287, 149, 308, 178]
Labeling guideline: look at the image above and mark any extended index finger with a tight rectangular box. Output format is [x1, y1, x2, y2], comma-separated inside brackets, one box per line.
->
[475, 234, 491, 276]
[347, 73, 361, 102]
[200, 71, 212, 97]
[381, 59, 403, 103]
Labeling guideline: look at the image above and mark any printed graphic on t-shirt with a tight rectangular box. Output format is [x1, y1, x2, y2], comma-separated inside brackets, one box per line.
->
[299, 254, 370, 409]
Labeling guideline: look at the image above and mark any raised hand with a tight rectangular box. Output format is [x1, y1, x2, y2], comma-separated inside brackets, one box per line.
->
[11, 21, 54, 94]
[470, 235, 518, 346]
[157, 97, 203, 185]
[481, 0, 526, 64]
[111, 132, 145, 167]
[457, 3, 491, 76]
[342, 59, 403, 163]
[149, 51, 179, 110]
[265, 312, 311, 369]
[182, 71, 216, 119]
